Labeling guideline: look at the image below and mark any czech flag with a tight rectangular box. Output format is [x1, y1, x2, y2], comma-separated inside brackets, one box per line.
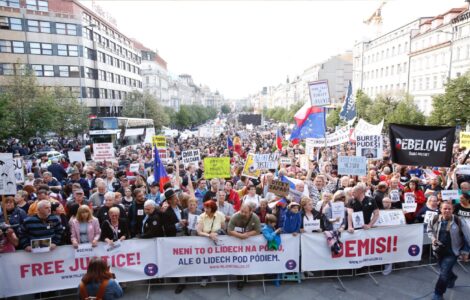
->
[227, 136, 233, 150]
[276, 129, 283, 150]
[153, 146, 170, 192]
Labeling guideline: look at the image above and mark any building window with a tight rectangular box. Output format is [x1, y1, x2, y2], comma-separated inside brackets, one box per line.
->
[0, 40, 11, 52]
[425, 77, 430, 89]
[0, 17, 22, 30]
[98, 70, 105, 81]
[0, 63, 14, 75]
[0, 0, 20, 8]
[433, 76, 437, 89]
[28, 20, 50, 33]
[31, 64, 43, 76]
[69, 66, 79, 77]
[87, 87, 94, 98]
[12, 41, 24, 53]
[57, 44, 78, 56]
[29, 42, 40, 54]
[58, 66, 69, 77]
[26, 0, 48, 11]
[85, 67, 95, 79]
[57, 44, 67, 56]
[55, 23, 77, 35]
[391, 65, 394, 75]
[55, 23, 66, 34]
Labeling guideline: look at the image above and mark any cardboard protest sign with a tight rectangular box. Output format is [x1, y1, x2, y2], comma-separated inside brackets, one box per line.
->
[354, 119, 384, 138]
[306, 124, 351, 148]
[375, 210, 406, 227]
[456, 165, 470, 175]
[279, 157, 292, 166]
[441, 190, 459, 200]
[242, 153, 261, 179]
[460, 132, 470, 149]
[298, 154, 309, 171]
[68, 151, 86, 163]
[331, 202, 345, 220]
[389, 124, 456, 167]
[254, 153, 279, 170]
[203, 157, 231, 179]
[92, 143, 115, 161]
[356, 135, 383, 159]
[182, 149, 201, 165]
[0, 153, 17, 195]
[308, 80, 330, 106]
[352, 212, 365, 229]
[424, 211, 438, 224]
[268, 180, 289, 197]
[337, 156, 367, 176]
[152, 136, 167, 148]
[129, 163, 140, 173]
[403, 193, 417, 213]
[14, 157, 24, 183]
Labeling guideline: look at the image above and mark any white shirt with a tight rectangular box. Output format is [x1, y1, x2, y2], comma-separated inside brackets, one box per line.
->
[243, 194, 261, 209]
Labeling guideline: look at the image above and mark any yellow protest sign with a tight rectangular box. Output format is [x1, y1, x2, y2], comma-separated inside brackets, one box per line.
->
[203, 157, 231, 179]
[460, 132, 470, 149]
[242, 153, 261, 179]
[152, 136, 166, 148]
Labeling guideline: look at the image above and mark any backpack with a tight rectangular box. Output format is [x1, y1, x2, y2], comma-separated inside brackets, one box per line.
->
[79, 280, 109, 300]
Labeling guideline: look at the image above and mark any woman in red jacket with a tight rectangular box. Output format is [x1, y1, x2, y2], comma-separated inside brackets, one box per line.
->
[404, 179, 426, 223]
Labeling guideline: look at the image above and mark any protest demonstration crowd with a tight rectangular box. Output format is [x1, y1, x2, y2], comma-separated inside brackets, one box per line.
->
[1, 108, 470, 300]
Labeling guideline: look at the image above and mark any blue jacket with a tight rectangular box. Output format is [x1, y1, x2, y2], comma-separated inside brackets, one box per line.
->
[20, 214, 63, 249]
[262, 224, 281, 250]
[0, 206, 27, 235]
[47, 163, 68, 182]
[78, 279, 123, 300]
[282, 210, 301, 233]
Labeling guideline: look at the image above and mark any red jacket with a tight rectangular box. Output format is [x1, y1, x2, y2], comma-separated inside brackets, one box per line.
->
[227, 189, 241, 211]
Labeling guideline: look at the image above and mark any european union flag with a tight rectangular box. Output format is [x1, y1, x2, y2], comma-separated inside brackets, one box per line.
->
[290, 108, 326, 140]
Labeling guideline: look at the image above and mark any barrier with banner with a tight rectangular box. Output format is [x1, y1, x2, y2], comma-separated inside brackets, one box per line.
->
[156, 235, 300, 277]
[301, 224, 423, 271]
[0, 239, 158, 298]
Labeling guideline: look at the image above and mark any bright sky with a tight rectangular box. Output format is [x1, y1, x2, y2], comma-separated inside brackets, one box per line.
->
[86, 0, 466, 99]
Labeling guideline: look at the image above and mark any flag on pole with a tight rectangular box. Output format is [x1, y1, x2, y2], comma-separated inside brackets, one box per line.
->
[227, 136, 233, 150]
[339, 81, 356, 121]
[276, 129, 283, 150]
[153, 146, 170, 193]
[289, 106, 326, 141]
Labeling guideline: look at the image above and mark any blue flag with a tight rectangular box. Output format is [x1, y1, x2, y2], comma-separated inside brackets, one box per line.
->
[340, 81, 356, 121]
[153, 146, 170, 192]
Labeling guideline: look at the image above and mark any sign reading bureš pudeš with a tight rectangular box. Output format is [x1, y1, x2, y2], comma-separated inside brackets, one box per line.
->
[389, 124, 456, 167]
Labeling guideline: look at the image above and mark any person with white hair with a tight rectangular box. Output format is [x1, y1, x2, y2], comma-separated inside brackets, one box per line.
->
[140, 200, 164, 238]
[96, 192, 126, 225]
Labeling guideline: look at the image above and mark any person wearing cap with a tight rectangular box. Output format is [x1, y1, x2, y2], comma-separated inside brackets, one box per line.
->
[47, 158, 68, 183]
[66, 168, 90, 198]
[146, 182, 161, 205]
[161, 188, 187, 237]
[282, 202, 302, 235]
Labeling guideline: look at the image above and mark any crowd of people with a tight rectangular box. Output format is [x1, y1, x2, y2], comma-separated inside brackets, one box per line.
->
[1, 121, 470, 300]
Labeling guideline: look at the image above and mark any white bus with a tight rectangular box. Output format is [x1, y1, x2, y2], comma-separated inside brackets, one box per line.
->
[89, 117, 155, 149]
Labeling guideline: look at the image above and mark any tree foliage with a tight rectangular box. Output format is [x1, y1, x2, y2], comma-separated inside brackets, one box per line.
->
[264, 101, 307, 123]
[220, 104, 231, 114]
[326, 107, 344, 128]
[355, 89, 372, 120]
[121, 91, 170, 130]
[0, 70, 89, 140]
[428, 72, 470, 126]
[172, 105, 217, 129]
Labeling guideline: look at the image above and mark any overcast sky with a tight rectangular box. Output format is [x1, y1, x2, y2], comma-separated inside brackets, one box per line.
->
[84, 0, 466, 98]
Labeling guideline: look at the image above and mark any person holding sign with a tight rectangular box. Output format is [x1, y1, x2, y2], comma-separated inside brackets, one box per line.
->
[70, 205, 100, 248]
[415, 195, 440, 225]
[347, 184, 379, 233]
[404, 179, 426, 223]
[323, 191, 347, 232]
[183, 198, 202, 236]
[300, 197, 322, 233]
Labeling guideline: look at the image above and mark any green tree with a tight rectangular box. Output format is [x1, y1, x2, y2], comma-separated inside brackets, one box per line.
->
[326, 107, 343, 128]
[220, 104, 231, 114]
[49, 87, 89, 137]
[428, 73, 470, 126]
[355, 89, 372, 120]
[121, 91, 169, 129]
[388, 97, 425, 125]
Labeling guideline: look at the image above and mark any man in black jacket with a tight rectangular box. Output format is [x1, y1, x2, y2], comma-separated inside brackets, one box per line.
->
[161, 188, 187, 237]
[140, 200, 164, 238]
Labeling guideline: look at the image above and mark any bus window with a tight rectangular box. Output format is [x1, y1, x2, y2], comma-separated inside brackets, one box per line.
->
[90, 118, 118, 130]
[90, 134, 113, 144]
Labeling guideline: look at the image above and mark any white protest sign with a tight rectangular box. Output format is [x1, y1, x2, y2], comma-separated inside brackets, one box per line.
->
[308, 80, 330, 106]
[14, 157, 25, 183]
[254, 153, 280, 170]
[456, 165, 470, 175]
[375, 210, 406, 227]
[74, 243, 95, 258]
[390, 190, 401, 203]
[187, 213, 199, 231]
[337, 156, 367, 176]
[279, 157, 292, 165]
[182, 149, 201, 165]
[301, 224, 424, 271]
[352, 212, 365, 229]
[129, 163, 140, 173]
[424, 211, 438, 224]
[92, 143, 115, 161]
[0, 239, 159, 298]
[157, 235, 300, 277]
[31, 238, 51, 253]
[353, 119, 384, 138]
[306, 124, 351, 148]
[403, 203, 417, 213]
[299, 154, 309, 171]
[303, 217, 321, 233]
[104, 240, 122, 254]
[404, 193, 415, 204]
[441, 190, 460, 200]
[68, 151, 86, 163]
[0, 153, 17, 195]
[331, 202, 345, 220]
[356, 135, 383, 159]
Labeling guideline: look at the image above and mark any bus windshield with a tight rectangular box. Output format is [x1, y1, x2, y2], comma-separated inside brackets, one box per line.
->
[90, 118, 118, 130]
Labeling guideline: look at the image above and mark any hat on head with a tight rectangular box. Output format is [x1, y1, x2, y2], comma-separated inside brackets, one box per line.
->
[164, 188, 176, 200]
[151, 181, 159, 188]
[288, 202, 300, 209]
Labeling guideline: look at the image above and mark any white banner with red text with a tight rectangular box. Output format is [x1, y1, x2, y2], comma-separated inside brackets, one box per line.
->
[156, 234, 300, 277]
[301, 224, 423, 271]
[0, 239, 158, 298]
